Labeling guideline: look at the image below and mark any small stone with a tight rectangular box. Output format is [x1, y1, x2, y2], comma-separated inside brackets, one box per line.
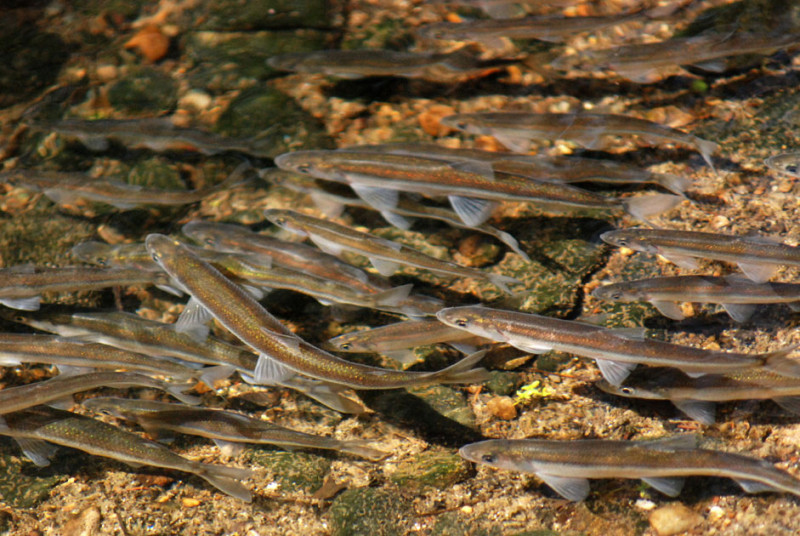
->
[707, 505, 725, 523]
[649, 503, 703, 536]
[178, 90, 213, 112]
[486, 396, 517, 420]
[710, 215, 729, 229]
[62, 506, 101, 536]
[124, 25, 170, 62]
[418, 104, 455, 136]
[181, 498, 201, 508]
[95, 64, 118, 82]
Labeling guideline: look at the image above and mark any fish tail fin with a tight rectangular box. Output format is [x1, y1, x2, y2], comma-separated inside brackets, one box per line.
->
[338, 440, 391, 461]
[762, 343, 800, 377]
[197, 463, 254, 502]
[495, 230, 530, 261]
[487, 273, 521, 294]
[429, 349, 490, 385]
[622, 193, 683, 224]
[695, 138, 719, 172]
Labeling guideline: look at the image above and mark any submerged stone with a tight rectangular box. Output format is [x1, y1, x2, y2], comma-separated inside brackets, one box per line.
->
[194, 0, 329, 31]
[107, 67, 177, 114]
[184, 30, 329, 90]
[214, 87, 333, 158]
[0, 445, 65, 508]
[388, 449, 471, 491]
[327, 487, 412, 536]
[247, 449, 331, 493]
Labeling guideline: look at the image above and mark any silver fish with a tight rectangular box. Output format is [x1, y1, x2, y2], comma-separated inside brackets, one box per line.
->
[435, 305, 800, 386]
[765, 152, 800, 178]
[0, 406, 253, 501]
[440, 112, 718, 169]
[83, 397, 389, 461]
[592, 275, 800, 322]
[598, 368, 800, 424]
[601, 228, 800, 283]
[459, 434, 800, 501]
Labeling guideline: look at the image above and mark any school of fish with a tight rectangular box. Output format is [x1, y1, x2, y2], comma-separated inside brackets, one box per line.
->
[3, 0, 800, 524]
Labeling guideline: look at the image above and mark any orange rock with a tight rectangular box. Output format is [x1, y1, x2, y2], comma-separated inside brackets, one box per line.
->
[486, 396, 517, 420]
[418, 104, 456, 136]
[124, 25, 170, 63]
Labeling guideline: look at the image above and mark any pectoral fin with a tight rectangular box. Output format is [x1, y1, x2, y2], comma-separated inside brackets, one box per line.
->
[641, 476, 685, 497]
[595, 359, 637, 387]
[672, 399, 716, 425]
[537, 473, 591, 502]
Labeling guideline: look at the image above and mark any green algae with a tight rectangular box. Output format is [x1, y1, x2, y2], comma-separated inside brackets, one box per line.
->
[388, 449, 471, 491]
[246, 449, 330, 493]
[327, 487, 412, 536]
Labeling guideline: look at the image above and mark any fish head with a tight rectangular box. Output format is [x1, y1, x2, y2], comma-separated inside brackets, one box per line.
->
[436, 306, 502, 339]
[595, 377, 666, 400]
[765, 153, 800, 178]
[274, 151, 343, 180]
[145, 233, 187, 270]
[266, 51, 314, 72]
[325, 331, 367, 352]
[71, 241, 114, 267]
[81, 396, 130, 418]
[181, 221, 237, 249]
[459, 440, 529, 472]
[439, 114, 482, 135]
[599, 229, 658, 254]
[415, 22, 453, 42]
[591, 283, 636, 302]
[262, 209, 308, 237]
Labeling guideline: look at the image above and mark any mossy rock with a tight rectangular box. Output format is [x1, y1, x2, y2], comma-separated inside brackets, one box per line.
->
[213, 87, 333, 158]
[107, 67, 177, 114]
[485, 371, 522, 396]
[327, 487, 412, 536]
[0, 445, 65, 508]
[406, 384, 476, 429]
[388, 449, 471, 491]
[246, 449, 330, 493]
[184, 29, 329, 90]
[194, 0, 329, 30]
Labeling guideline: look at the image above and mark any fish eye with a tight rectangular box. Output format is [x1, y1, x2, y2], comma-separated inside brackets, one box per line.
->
[481, 454, 496, 463]
[787, 164, 798, 174]
[615, 239, 628, 247]
[275, 217, 286, 225]
[609, 292, 622, 300]
[621, 387, 634, 395]
[340, 343, 351, 350]
[95, 256, 108, 266]
[151, 252, 161, 262]
[455, 318, 468, 328]
[456, 122, 468, 130]
[296, 164, 311, 173]
[204, 237, 216, 246]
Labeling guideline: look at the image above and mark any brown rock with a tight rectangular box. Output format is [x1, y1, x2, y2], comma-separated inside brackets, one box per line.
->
[649, 503, 703, 536]
[486, 396, 517, 420]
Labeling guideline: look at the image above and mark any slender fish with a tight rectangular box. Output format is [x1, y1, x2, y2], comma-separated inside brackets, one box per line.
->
[32, 117, 273, 157]
[765, 152, 800, 178]
[0, 265, 174, 311]
[598, 368, 800, 424]
[267, 49, 509, 81]
[0, 370, 198, 414]
[436, 305, 800, 385]
[83, 397, 389, 461]
[275, 150, 681, 227]
[601, 228, 800, 283]
[592, 275, 800, 322]
[459, 434, 800, 501]
[145, 234, 490, 389]
[1, 309, 369, 414]
[0, 406, 253, 501]
[263, 209, 521, 293]
[440, 112, 718, 169]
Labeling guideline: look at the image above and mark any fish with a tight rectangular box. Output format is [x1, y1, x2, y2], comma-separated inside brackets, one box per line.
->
[0, 163, 250, 210]
[0, 406, 253, 501]
[31, 117, 273, 157]
[0, 333, 229, 386]
[274, 151, 681, 229]
[83, 397, 389, 461]
[0, 264, 176, 311]
[181, 220, 380, 293]
[557, 32, 800, 83]
[267, 170, 532, 260]
[427, 0, 583, 18]
[266, 49, 509, 81]
[597, 368, 800, 424]
[600, 228, 800, 283]
[592, 275, 800, 322]
[263, 209, 521, 293]
[326, 318, 486, 364]
[417, 11, 644, 51]
[0, 370, 199, 415]
[435, 305, 800, 386]
[765, 152, 800, 178]
[459, 434, 800, 501]
[145, 233, 490, 389]
[439, 112, 718, 170]
[0, 309, 369, 415]
[352, 142, 692, 195]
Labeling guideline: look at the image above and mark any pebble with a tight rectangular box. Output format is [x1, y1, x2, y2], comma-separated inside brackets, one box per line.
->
[486, 396, 517, 420]
[649, 503, 703, 536]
